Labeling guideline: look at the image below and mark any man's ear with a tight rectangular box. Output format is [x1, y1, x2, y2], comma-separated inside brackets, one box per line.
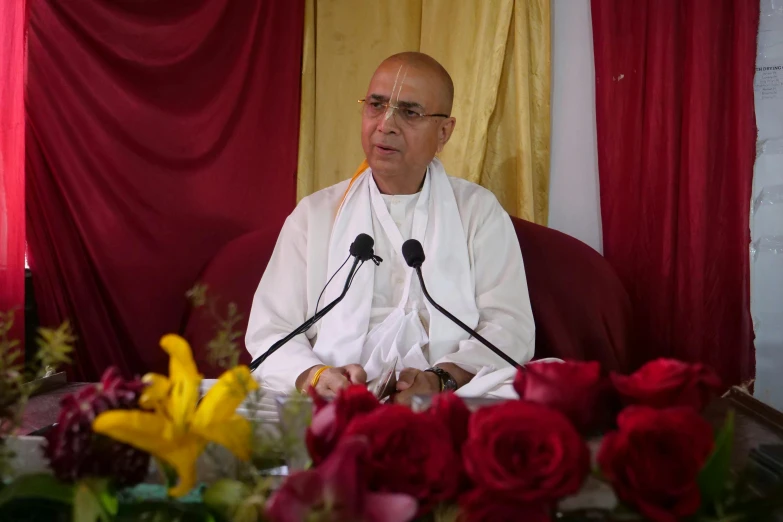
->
[437, 117, 457, 153]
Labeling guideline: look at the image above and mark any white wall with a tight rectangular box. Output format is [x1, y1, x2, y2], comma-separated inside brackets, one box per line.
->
[548, 0, 603, 254]
[753, 0, 783, 409]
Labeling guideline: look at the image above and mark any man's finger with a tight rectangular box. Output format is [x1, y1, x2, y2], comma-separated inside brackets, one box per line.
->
[323, 370, 351, 393]
[343, 364, 367, 385]
[396, 368, 419, 391]
[394, 389, 413, 406]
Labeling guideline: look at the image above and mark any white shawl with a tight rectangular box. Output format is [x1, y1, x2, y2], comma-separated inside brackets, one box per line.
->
[312, 158, 520, 397]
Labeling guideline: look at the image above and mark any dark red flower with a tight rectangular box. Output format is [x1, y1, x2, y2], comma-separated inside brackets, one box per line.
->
[428, 392, 473, 492]
[305, 384, 379, 465]
[266, 436, 417, 522]
[428, 392, 471, 453]
[463, 401, 589, 503]
[43, 367, 149, 486]
[611, 359, 722, 411]
[343, 405, 461, 511]
[513, 361, 607, 432]
[458, 489, 552, 522]
[598, 406, 714, 522]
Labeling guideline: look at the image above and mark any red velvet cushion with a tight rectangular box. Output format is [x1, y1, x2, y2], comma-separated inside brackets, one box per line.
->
[511, 217, 632, 372]
[182, 227, 279, 377]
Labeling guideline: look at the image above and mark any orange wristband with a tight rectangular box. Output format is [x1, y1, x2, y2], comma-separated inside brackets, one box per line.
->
[310, 365, 331, 388]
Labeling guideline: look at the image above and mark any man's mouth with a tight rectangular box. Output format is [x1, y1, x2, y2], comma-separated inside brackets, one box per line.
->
[375, 144, 399, 155]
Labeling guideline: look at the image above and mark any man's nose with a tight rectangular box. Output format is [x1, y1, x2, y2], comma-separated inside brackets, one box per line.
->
[376, 107, 400, 134]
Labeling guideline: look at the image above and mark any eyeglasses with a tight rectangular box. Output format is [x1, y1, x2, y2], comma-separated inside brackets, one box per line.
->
[358, 99, 450, 126]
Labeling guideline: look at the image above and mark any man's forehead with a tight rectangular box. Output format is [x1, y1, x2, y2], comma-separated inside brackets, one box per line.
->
[366, 65, 435, 105]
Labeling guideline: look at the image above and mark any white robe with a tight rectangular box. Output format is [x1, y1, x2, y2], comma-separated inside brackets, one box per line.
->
[246, 160, 535, 398]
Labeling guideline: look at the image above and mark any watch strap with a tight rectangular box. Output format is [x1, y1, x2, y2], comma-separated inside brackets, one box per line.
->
[425, 367, 457, 392]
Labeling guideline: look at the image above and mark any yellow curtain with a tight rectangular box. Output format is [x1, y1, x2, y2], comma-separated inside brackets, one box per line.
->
[297, 0, 550, 223]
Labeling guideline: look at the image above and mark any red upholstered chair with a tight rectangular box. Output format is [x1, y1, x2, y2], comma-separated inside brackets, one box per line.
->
[511, 217, 632, 372]
[182, 226, 280, 377]
[183, 218, 633, 377]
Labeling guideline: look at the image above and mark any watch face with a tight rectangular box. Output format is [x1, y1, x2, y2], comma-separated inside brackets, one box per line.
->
[427, 367, 457, 391]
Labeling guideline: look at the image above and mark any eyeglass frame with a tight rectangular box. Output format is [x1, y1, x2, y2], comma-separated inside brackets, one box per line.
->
[358, 98, 450, 123]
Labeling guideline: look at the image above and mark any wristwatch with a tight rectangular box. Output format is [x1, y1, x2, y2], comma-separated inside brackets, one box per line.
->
[424, 367, 457, 392]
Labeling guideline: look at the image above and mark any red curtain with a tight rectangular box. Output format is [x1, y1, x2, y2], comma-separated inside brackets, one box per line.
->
[25, 0, 303, 380]
[0, 0, 26, 346]
[591, 0, 758, 386]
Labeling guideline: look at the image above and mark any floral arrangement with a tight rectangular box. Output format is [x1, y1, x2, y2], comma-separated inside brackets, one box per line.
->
[277, 360, 776, 522]
[1, 295, 782, 521]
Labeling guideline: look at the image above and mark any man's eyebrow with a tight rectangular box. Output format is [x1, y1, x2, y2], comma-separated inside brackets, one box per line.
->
[367, 93, 425, 110]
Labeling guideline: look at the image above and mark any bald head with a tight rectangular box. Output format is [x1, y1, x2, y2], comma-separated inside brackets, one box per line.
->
[379, 52, 454, 115]
[361, 52, 457, 194]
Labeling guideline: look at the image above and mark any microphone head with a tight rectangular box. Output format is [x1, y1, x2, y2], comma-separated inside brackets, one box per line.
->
[350, 233, 375, 261]
[402, 239, 425, 268]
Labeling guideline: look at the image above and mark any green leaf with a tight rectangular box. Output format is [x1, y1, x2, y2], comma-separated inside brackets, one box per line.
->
[0, 473, 74, 507]
[73, 478, 117, 522]
[699, 409, 736, 510]
[117, 500, 217, 522]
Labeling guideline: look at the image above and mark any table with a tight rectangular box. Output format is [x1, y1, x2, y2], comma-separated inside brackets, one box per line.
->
[705, 386, 783, 470]
[18, 382, 90, 435]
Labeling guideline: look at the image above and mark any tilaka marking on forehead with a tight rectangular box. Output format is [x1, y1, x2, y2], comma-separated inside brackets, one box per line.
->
[384, 64, 409, 122]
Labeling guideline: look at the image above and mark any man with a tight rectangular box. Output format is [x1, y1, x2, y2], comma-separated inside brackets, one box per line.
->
[246, 52, 535, 402]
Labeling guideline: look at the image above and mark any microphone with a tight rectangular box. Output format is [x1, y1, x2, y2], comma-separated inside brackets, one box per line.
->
[350, 233, 375, 260]
[249, 233, 379, 372]
[401, 239, 522, 370]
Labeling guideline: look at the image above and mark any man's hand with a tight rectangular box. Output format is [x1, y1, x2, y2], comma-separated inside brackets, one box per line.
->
[393, 368, 441, 406]
[296, 364, 367, 398]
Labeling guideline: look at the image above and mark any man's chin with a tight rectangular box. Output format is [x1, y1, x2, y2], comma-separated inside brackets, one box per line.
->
[367, 156, 403, 174]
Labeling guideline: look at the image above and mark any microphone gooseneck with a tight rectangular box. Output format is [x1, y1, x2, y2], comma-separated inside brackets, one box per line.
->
[249, 233, 380, 372]
[401, 239, 522, 370]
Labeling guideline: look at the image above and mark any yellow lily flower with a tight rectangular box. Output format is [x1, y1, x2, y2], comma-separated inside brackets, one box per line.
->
[92, 334, 258, 497]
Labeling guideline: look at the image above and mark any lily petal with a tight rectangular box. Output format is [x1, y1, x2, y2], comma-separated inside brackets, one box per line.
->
[163, 438, 208, 498]
[93, 410, 181, 456]
[160, 335, 202, 431]
[139, 373, 170, 412]
[92, 409, 205, 498]
[192, 366, 258, 429]
[192, 414, 253, 461]
[160, 334, 200, 380]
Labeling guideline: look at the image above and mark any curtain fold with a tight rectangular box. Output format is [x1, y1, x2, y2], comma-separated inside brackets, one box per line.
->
[25, 0, 304, 379]
[0, 0, 26, 345]
[297, 0, 550, 223]
[591, 0, 758, 385]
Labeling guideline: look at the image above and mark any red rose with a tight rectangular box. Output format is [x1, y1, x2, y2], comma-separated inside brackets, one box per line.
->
[598, 406, 714, 522]
[428, 392, 473, 492]
[458, 489, 551, 522]
[306, 385, 379, 464]
[611, 359, 722, 411]
[462, 401, 589, 503]
[513, 361, 607, 432]
[267, 436, 418, 522]
[428, 392, 471, 453]
[343, 405, 461, 510]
